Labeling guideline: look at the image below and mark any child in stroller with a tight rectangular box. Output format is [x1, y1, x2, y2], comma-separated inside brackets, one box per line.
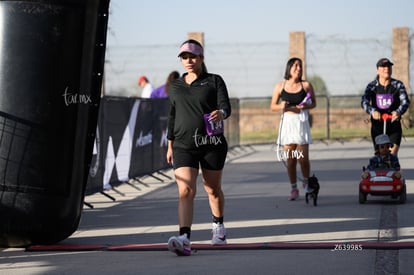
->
[359, 134, 406, 204]
[367, 134, 400, 171]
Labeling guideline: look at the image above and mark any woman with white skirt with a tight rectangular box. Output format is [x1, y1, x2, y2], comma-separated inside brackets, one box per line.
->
[270, 57, 316, 200]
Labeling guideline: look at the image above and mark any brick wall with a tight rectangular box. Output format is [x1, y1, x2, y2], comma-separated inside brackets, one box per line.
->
[240, 108, 373, 133]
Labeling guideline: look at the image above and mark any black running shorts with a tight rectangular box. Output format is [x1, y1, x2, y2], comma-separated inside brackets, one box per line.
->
[172, 141, 228, 170]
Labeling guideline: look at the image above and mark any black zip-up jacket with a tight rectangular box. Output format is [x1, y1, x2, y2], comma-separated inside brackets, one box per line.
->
[167, 72, 231, 148]
[361, 78, 410, 129]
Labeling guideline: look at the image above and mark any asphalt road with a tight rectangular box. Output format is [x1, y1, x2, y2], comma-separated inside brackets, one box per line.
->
[1, 138, 414, 275]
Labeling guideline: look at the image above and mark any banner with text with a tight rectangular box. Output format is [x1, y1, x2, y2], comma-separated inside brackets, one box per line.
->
[86, 97, 169, 195]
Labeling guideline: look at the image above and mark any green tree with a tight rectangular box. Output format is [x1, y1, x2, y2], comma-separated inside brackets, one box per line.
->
[307, 75, 328, 96]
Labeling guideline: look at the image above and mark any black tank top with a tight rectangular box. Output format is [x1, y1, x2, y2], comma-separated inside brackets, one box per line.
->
[281, 81, 307, 106]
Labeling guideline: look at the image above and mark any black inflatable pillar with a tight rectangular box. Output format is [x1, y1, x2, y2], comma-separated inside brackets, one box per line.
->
[0, 0, 110, 247]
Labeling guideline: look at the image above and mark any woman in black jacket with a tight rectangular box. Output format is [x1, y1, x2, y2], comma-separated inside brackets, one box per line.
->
[361, 58, 410, 156]
[166, 39, 231, 256]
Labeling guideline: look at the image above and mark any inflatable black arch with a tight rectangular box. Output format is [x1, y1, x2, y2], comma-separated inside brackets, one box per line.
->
[0, 0, 110, 247]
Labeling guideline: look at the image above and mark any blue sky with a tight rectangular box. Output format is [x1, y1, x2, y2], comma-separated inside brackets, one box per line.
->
[107, 0, 414, 46]
[104, 0, 413, 97]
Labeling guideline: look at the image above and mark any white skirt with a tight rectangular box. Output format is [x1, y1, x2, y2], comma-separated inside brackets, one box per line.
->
[277, 111, 312, 145]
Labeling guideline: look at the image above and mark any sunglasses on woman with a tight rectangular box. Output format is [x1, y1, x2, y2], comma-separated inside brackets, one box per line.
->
[180, 54, 198, 60]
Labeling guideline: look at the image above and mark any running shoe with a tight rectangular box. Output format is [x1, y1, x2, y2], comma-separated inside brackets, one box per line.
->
[304, 184, 314, 193]
[302, 179, 308, 189]
[302, 179, 314, 193]
[167, 234, 191, 256]
[290, 188, 299, 200]
[212, 223, 227, 245]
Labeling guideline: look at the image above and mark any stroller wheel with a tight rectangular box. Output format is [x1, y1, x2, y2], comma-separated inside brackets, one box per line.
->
[359, 189, 367, 204]
[399, 185, 407, 204]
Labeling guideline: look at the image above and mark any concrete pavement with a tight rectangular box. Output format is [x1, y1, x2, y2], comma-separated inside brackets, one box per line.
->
[1, 138, 414, 274]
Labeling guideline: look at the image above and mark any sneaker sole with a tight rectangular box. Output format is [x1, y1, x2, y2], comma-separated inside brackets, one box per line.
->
[212, 238, 227, 245]
[168, 238, 190, 256]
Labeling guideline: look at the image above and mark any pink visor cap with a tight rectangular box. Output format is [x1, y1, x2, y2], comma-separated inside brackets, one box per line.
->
[178, 42, 204, 57]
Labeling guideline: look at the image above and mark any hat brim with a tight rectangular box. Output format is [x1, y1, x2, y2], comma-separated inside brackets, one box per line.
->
[178, 42, 204, 57]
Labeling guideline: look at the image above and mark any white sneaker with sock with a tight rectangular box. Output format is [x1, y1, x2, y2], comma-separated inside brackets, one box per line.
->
[168, 233, 191, 256]
[212, 223, 227, 245]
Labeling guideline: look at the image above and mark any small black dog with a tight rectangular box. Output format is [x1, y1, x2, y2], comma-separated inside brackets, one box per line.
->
[305, 174, 320, 206]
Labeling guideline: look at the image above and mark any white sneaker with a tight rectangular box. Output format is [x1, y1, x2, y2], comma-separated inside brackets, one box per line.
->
[305, 185, 314, 193]
[212, 223, 227, 245]
[168, 234, 191, 256]
[302, 179, 314, 193]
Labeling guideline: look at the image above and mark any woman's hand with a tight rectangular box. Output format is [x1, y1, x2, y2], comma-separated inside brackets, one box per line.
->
[284, 102, 301, 113]
[372, 111, 381, 120]
[296, 104, 305, 110]
[391, 111, 400, 122]
[209, 110, 225, 122]
[166, 141, 173, 165]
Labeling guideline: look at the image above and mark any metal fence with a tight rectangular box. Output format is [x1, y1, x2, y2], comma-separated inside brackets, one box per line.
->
[237, 95, 414, 145]
[104, 31, 414, 99]
[103, 30, 414, 143]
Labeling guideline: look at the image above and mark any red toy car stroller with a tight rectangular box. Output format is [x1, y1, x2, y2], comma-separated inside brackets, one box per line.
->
[359, 113, 407, 204]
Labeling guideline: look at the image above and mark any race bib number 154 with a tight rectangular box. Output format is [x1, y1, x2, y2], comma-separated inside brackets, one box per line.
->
[376, 94, 393, 110]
